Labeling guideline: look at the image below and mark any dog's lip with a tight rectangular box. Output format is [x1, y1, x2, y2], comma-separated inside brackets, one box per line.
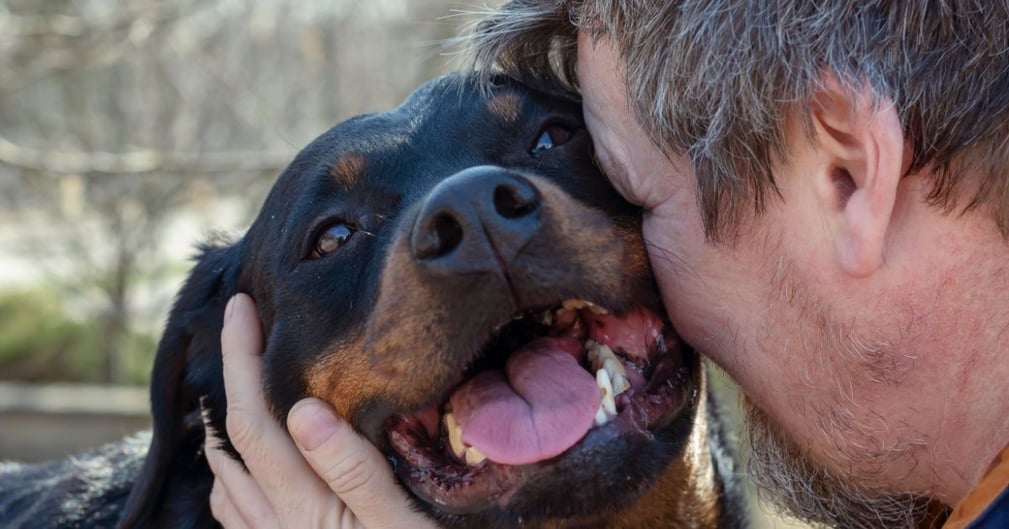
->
[383, 302, 696, 515]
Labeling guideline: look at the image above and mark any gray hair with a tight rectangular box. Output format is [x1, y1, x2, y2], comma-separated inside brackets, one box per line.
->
[464, 1, 1009, 242]
[743, 400, 944, 529]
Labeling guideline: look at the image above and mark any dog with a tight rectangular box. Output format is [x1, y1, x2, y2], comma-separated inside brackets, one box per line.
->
[0, 73, 745, 529]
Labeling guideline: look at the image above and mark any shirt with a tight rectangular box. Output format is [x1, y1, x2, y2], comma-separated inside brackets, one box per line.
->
[942, 444, 1009, 529]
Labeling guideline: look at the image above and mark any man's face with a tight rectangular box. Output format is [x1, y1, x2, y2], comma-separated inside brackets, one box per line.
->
[575, 33, 962, 525]
[576, 31, 841, 457]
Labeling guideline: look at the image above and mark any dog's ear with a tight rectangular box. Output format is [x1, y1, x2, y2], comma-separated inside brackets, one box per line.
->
[117, 242, 242, 529]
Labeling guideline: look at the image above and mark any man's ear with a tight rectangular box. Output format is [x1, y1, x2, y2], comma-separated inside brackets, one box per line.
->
[809, 76, 907, 277]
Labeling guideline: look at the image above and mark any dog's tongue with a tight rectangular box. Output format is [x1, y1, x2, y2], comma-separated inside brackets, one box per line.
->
[448, 337, 600, 465]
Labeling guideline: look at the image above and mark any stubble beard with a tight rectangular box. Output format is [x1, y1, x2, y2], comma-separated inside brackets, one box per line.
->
[743, 383, 940, 529]
[743, 259, 944, 528]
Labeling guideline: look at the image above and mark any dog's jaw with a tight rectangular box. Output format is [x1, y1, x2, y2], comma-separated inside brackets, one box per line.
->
[125, 73, 737, 529]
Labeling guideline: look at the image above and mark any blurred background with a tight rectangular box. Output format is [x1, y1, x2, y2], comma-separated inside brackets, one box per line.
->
[0, 1, 809, 526]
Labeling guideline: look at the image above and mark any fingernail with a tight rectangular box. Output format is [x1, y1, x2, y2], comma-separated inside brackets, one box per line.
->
[289, 399, 341, 452]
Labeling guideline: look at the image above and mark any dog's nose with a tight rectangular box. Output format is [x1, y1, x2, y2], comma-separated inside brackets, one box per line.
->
[411, 166, 541, 274]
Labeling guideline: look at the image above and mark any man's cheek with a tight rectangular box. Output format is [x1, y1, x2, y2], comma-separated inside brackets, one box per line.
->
[642, 216, 698, 321]
[642, 214, 734, 350]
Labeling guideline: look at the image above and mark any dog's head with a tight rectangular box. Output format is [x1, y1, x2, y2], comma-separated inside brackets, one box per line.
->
[121, 74, 710, 528]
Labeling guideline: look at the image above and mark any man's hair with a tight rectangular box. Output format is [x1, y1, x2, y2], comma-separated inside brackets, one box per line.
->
[465, 1, 1009, 241]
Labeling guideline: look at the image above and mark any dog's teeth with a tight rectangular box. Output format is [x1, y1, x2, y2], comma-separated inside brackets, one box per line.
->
[539, 310, 553, 326]
[602, 357, 622, 375]
[596, 368, 617, 416]
[562, 298, 609, 314]
[593, 367, 617, 426]
[444, 412, 467, 459]
[446, 413, 487, 465]
[594, 405, 612, 426]
[602, 357, 630, 394]
[611, 372, 631, 395]
[587, 341, 630, 396]
[562, 299, 589, 310]
[464, 446, 487, 466]
[587, 303, 609, 315]
[586, 340, 607, 371]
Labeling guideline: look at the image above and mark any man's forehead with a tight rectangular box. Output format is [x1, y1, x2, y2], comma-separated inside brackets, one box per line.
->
[575, 32, 624, 90]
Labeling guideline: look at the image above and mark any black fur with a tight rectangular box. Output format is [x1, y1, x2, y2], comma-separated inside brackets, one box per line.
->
[0, 74, 747, 529]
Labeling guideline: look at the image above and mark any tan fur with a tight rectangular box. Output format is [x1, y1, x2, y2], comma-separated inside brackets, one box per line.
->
[304, 176, 654, 415]
[329, 152, 367, 189]
[301, 173, 722, 528]
[488, 92, 522, 122]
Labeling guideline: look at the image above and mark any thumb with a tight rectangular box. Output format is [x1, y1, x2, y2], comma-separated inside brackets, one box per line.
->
[287, 398, 434, 529]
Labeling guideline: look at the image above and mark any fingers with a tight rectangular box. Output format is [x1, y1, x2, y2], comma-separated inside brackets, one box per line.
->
[288, 399, 438, 529]
[204, 414, 278, 529]
[219, 294, 300, 481]
[210, 482, 250, 529]
[220, 293, 268, 417]
[206, 456, 276, 529]
[218, 294, 334, 518]
[217, 294, 435, 529]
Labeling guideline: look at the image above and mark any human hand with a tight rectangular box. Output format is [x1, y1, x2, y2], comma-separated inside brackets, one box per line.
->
[204, 293, 437, 529]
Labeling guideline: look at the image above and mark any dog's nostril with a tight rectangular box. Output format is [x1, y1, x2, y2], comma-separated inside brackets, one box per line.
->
[433, 213, 464, 254]
[493, 182, 539, 219]
[412, 170, 542, 267]
[419, 212, 463, 259]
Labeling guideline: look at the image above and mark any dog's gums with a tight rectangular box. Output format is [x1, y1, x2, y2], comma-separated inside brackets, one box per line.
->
[386, 300, 694, 514]
[0, 74, 743, 529]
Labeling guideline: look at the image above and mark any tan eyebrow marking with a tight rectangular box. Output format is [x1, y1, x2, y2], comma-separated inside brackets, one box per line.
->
[488, 92, 522, 122]
[330, 152, 367, 189]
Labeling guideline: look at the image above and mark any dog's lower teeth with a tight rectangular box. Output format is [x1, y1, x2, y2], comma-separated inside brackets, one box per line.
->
[445, 412, 487, 466]
[444, 412, 467, 459]
[440, 303, 631, 463]
[587, 340, 630, 396]
[464, 446, 487, 466]
[594, 405, 613, 426]
[597, 369, 618, 415]
[594, 368, 618, 426]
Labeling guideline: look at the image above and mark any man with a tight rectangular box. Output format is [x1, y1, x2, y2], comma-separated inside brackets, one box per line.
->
[205, 2, 1009, 528]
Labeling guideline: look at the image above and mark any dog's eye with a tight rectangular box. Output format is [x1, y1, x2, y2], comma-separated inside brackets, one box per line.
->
[530, 124, 574, 156]
[312, 222, 355, 258]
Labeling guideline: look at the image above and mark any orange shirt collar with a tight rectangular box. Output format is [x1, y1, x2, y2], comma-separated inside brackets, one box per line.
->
[942, 444, 1009, 529]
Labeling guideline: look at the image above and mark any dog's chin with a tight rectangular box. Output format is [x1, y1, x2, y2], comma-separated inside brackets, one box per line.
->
[383, 299, 698, 522]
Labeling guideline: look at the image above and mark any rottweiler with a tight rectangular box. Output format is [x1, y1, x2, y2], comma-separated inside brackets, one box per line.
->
[0, 73, 745, 529]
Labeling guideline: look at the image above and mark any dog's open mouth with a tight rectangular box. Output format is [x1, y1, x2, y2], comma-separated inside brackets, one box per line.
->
[385, 299, 694, 514]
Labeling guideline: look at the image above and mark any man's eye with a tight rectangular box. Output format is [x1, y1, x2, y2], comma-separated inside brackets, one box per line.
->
[530, 124, 574, 156]
[312, 222, 355, 258]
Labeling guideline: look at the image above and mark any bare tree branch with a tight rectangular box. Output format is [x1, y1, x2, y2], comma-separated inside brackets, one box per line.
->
[0, 0, 461, 384]
[0, 135, 293, 174]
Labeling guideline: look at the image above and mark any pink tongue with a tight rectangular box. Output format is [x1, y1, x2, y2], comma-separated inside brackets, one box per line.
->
[448, 337, 600, 465]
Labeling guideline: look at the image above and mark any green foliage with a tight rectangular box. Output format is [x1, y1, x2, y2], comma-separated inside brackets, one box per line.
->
[0, 289, 155, 385]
